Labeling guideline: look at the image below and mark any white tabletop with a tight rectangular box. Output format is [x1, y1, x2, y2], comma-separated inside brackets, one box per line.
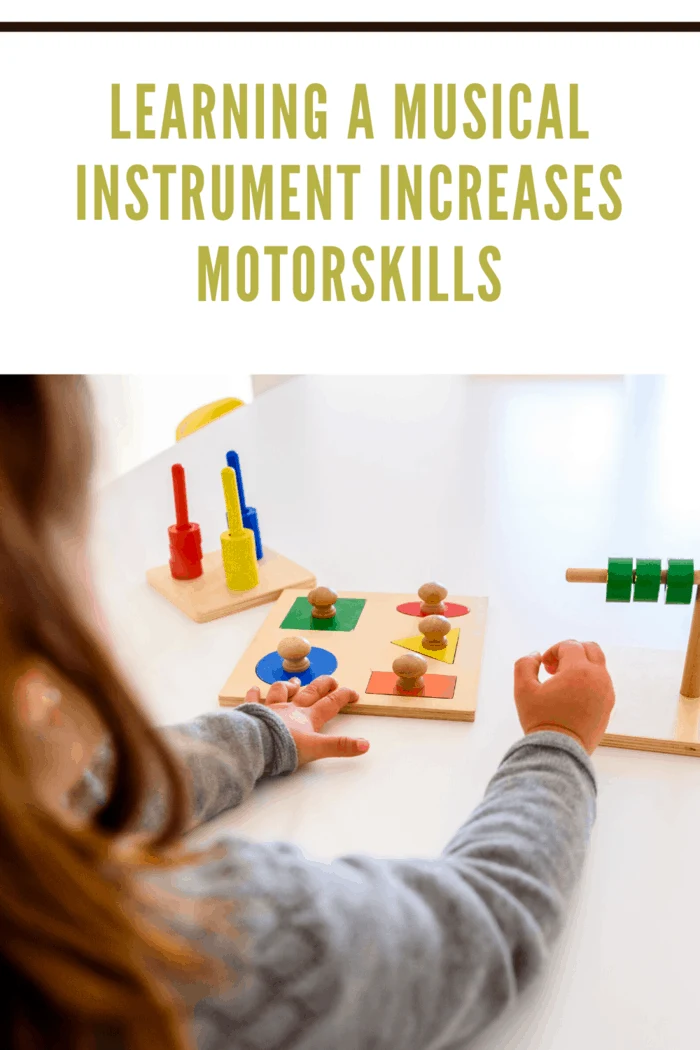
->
[93, 375, 700, 1050]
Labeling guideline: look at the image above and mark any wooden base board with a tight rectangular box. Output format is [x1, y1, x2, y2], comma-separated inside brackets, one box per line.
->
[219, 589, 488, 721]
[146, 547, 316, 624]
[590, 646, 700, 757]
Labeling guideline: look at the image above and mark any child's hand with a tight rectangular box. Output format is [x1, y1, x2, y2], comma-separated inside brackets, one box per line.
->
[513, 640, 615, 754]
[245, 675, 369, 766]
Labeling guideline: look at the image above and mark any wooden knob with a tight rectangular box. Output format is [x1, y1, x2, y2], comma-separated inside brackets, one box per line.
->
[277, 636, 311, 673]
[308, 585, 338, 619]
[418, 581, 448, 616]
[392, 653, 428, 693]
[419, 614, 451, 651]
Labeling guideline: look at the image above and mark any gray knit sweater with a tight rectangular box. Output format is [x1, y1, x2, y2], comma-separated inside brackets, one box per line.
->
[73, 704, 597, 1050]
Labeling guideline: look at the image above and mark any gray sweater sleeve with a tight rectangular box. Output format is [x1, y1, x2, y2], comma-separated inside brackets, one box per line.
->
[163, 703, 298, 828]
[158, 730, 596, 1050]
[67, 703, 297, 829]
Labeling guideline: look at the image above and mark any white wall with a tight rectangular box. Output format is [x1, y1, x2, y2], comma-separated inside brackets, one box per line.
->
[89, 373, 616, 486]
[89, 374, 253, 486]
[251, 375, 298, 398]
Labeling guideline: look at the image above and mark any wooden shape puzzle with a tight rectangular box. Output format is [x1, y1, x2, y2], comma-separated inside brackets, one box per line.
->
[391, 628, 460, 664]
[219, 590, 488, 721]
[280, 596, 366, 632]
[366, 670, 457, 700]
[147, 548, 316, 623]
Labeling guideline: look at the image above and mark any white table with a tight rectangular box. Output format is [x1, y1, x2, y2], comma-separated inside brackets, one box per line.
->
[93, 375, 700, 1050]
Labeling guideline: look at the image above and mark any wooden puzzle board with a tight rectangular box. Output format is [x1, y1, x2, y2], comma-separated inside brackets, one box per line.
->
[599, 646, 700, 757]
[147, 548, 316, 624]
[219, 590, 489, 720]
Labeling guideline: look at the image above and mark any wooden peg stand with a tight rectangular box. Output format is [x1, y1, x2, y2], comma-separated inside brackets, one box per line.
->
[566, 566, 700, 700]
[566, 565, 700, 757]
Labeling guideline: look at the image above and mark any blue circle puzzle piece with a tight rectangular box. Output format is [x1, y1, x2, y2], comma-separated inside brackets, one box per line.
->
[256, 646, 338, 686]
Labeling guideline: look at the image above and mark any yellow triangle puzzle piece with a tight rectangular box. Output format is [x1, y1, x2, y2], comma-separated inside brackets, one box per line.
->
[391, 628, 460, 665]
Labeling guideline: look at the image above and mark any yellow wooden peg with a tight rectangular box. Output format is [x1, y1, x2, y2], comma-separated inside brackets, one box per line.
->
[220, 467, 259, 591]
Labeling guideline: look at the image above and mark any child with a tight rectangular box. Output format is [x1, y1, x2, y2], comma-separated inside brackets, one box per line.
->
[0, 376, 615, 1050]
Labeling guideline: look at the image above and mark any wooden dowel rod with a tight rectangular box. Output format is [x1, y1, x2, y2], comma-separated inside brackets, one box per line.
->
[566, 568, 609, 583]
[681, 588, 700, 699]
[566, 567, 700, 585]
[221, 466, 243, 534]
[171, 464, 189, 528]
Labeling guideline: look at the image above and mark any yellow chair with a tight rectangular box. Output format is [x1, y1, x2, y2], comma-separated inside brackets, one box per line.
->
[175, 397, 245, 442]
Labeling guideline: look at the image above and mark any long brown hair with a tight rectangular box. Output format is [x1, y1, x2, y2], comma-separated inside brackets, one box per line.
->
[0, 377, 205, 1050]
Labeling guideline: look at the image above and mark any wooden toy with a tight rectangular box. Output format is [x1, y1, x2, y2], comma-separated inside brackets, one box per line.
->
[366, 668, 457, 701]
[256, 640, 338, 686]
[226, 450, 263, 560]
[392, 654, 428, 692]
[567, 557, 700, 756]
[220, 466, 259, 591]
[392, 621, 461, 664]
[396, 584, 470, 618]
[147, 457, 315, 623]
[280, 589, 365, 632]
[167, 464, 203, 580]
[308, 586, 338, 619]
[278, 636, 311, 674]
[220, 587, 488, 721]
[418, 582, 448, 616]
[418, 614, 451, 650]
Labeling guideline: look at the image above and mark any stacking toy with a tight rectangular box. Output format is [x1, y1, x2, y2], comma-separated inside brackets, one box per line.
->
[220, 466, 259, 591]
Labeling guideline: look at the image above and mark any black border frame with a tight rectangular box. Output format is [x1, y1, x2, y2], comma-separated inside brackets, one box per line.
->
[0, 21, 699, 32]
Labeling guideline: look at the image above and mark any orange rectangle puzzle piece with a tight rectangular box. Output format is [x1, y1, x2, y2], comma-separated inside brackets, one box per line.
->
[366, 670, 457, 700]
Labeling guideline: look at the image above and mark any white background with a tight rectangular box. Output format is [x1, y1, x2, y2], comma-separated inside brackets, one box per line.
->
[0, 26, 697, 372]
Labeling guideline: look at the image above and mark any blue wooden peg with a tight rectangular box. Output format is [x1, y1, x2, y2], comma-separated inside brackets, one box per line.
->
[225, 450, 263, 560]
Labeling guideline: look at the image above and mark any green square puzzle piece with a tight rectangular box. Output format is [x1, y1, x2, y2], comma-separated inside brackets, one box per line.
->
[280, 597, 366, 632]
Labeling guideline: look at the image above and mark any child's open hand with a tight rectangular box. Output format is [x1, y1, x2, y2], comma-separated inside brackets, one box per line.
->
[245, 675, 369, 766]
[514, 640, 615, 754]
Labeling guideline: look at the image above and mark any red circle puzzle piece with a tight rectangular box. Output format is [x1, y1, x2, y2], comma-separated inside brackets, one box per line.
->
[396, 601, 470, 617]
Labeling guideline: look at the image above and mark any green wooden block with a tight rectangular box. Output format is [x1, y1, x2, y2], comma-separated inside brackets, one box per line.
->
[665, 559, 694, 605]
[606, 558, 633, 602]
[633, 559, 661, 602]
[280, 597, 366, 632]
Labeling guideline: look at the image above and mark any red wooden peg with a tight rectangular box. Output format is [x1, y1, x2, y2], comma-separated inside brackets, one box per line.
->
[168, 464, 203, 580]
[173, 462, 189, 527]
